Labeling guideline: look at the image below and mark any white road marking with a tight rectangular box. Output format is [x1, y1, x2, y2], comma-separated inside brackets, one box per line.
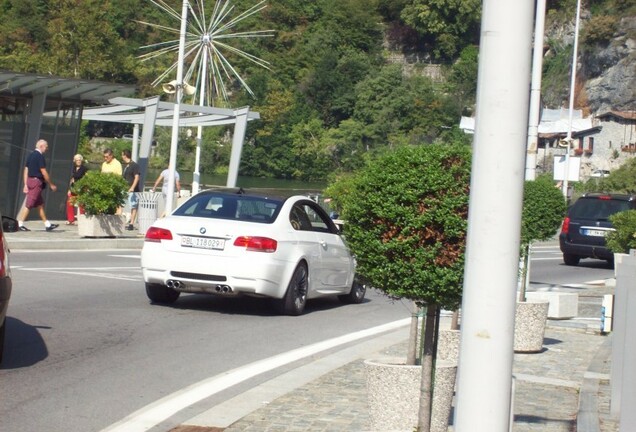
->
[531, 257, 563, 261]
[99, 318, 411, 432]
[17, 266, 141, 281]
[108, 255, 141, 259]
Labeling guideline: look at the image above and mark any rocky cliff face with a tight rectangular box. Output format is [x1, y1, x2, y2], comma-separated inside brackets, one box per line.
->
[582, 17, 636, 113]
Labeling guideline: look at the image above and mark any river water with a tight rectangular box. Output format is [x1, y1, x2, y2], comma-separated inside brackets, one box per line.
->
[144, 169, 327, 197]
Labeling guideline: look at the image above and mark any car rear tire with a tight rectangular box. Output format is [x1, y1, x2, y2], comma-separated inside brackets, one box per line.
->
[338, 277, 367, 304]
[563, 253, 580, 266]
[146, 283, 180, 304]
[279, 263, 308, 316]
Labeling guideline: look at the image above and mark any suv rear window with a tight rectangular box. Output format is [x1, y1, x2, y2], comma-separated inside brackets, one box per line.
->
[569, 198, 632, 220]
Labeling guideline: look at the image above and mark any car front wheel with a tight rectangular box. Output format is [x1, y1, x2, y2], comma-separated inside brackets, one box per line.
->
[563, 253, 580, 266]
[146, 283, 180, 304]
[338, 277, 367, 304]
[279, 263, 308, 316]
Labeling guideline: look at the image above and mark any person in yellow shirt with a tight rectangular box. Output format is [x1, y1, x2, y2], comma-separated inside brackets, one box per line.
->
[101, 148, 122, 175]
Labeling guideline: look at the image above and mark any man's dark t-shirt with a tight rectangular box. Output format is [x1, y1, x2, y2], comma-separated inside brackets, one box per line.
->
[123, 161, 141, 192]
[26, 150, 46, 179]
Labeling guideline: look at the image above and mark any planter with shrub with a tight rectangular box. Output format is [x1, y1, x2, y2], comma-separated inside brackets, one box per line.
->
[515, 177, 567, 352]
[71, 171, 129, 237]
[327, 143, 471, 431]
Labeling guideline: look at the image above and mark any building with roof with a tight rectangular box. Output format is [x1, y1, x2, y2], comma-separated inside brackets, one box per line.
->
[460, 108, 636, 180]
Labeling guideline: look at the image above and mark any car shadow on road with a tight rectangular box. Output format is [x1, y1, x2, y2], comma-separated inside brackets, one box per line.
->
[1, 317, 49, 369]
[154, 294, 370, 317]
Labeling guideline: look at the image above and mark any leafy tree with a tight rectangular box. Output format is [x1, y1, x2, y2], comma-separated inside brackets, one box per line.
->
[332, 143, 471, 308]
[606, 210, 636, 254]
[446, 45, 479, 116]
[581, 157, 636, 193]
[45, 0, 135, 80]
[518, 177, 567, 301]
[401, 0, 481, 59]
[326, 142, 471, 430]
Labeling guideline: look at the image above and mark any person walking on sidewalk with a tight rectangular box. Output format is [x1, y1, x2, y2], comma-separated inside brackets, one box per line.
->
[65, 153, 88, 225]
[16, 139, 59, 232]
[121, 149, 140, 231]
[151, 167, 181, 198]
[101, 148, 122, 175]
[151, 167, 181, 217]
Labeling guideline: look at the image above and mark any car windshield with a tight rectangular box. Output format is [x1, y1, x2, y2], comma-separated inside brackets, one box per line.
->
[569, 198, 631, 221]
[173, 192, 283, 223]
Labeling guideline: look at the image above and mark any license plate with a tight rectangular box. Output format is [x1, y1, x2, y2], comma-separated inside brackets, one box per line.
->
[181, 235, 225, 250]
[582, 228, 607, 237]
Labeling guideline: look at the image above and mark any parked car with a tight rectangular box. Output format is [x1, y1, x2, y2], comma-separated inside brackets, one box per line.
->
[0, 214, 18, 363]
[590, 169, 611, 178]
[559, 193, 636, 266]
[141, 189, 366, 315]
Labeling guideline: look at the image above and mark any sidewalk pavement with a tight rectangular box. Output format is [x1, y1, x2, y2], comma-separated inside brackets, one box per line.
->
[6, 224, 620, 432]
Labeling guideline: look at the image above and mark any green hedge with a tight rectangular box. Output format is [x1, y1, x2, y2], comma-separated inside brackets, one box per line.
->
[607, 210, 636, 254]
[71, 171, 129, 215]
[328, 144, 471, 310]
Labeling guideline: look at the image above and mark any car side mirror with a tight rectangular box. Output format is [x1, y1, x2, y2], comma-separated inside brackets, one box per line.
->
[2, 215, 19, 233]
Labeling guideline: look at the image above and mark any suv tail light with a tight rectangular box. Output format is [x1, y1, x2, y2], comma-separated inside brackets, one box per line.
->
[234, 236, 277, 252]
[145, 227, 173, 242]
[561, 217, 570, 234]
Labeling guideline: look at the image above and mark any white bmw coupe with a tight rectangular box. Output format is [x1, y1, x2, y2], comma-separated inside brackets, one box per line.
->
[141, 188, 366, 315]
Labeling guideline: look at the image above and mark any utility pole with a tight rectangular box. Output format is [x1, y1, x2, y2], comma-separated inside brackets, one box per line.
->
[454, 0, 534, 430]
[165, 0, 189, 215]
[562, 0, 582, 199]
[526, 0, 547, 181]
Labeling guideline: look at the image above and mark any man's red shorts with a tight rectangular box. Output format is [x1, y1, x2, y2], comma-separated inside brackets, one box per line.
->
[26, 177, 44, 209]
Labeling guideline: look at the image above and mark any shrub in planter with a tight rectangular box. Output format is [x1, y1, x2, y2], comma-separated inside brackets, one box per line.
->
[326, 143, 471, 430]
[71, 171, 128, 215]
[606, 210, 636, 254]
[518, 176, 567, 301]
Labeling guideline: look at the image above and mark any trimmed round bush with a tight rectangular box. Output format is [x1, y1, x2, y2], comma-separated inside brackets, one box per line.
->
[329, 144, 471, 310]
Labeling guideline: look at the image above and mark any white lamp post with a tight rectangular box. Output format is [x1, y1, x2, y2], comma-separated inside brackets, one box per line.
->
[562, 0, 582, 199]
[164, 0, 189, 215]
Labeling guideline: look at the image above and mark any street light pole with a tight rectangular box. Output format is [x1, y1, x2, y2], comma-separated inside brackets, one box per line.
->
[562, 0, 582, 199]
[165, 0, 189, 215]
[526, 0, 547, 181]
[192, 45, 209, 196]
[453, 0, 534, 429]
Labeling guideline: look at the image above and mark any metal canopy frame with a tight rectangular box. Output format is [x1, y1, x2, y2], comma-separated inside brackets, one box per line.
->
[80, 96, 260, 189]
[81, 96, 260, 127]
[0, 70, 135, 102]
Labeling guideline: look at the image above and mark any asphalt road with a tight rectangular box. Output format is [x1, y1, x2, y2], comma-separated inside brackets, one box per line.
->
[0, 249, 412, 432]
[0, 244, 614, 432]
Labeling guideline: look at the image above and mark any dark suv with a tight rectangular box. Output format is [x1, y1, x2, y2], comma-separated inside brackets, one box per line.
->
[559, 193, 636, 266]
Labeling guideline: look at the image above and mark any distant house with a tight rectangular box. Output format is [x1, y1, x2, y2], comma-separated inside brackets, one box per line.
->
[460, 108, 636, 180]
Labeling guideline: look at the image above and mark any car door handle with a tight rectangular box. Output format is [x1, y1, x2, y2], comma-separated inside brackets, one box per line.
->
[319, 240, 326, 247]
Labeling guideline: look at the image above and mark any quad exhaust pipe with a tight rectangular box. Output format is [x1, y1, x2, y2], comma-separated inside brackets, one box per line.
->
[215, 285, 233, 294]
[166, 279, 183, 289]
[166, 280, 232, 294]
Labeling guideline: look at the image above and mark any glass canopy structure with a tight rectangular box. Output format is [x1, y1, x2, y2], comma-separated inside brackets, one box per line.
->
[0, 70, 259, 220]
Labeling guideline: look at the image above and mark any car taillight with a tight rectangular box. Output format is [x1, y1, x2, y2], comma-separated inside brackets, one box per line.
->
[145, 227, 173, 242]
[233, 236, 277, 252]
[561, 217, 570, 234]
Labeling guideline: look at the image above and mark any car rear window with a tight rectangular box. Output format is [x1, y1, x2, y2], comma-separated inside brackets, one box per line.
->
[173, 193, 283, 223]
[569, 198, 632, 221]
